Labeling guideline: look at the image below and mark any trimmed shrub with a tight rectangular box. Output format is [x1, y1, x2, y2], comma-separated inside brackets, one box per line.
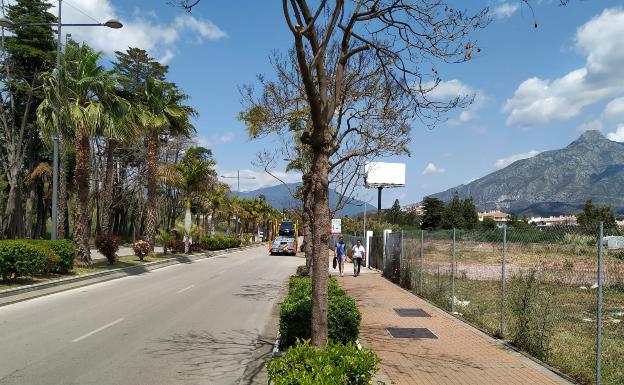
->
[279, 276, 360, 350]
[267, 339, 379, 385]
[0, 241, 49, 281]
[132, 240, 151, 261]
[95, 235, 122, 265]
[0, 240, 76, 281]
[199, 236, 241, 251]
[28, 240, 75, 273]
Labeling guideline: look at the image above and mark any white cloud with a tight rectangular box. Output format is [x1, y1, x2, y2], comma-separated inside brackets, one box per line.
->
[495, 150, 541, 169]
[219, 133, 234, 143]
[604, 97, 624, 120]
[503, 8, 624, 127]
[606, 124, 624, 142]
[195, 132, 235, 147]
[577, 119, 603, 133]
[426, 79, 489, 124]
[422, 163, 445, 175]
[492, 2, 520, 19]
[217, 168, 302, 192]
[48, 0, 226, 61]
[473, 126, 488, 135]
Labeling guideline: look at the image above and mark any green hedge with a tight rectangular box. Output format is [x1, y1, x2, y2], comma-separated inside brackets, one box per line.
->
[0, 240, 75, 281]
[199, 236, 241, 251]
[279, 276, 361, 350]
[267, 339, 379, 385]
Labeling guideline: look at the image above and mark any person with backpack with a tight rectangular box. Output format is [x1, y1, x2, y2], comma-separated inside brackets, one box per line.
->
[334, 236, 346, 277]
[352, 239, 366, 277]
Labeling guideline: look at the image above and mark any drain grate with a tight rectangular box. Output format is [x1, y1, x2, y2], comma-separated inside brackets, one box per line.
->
[387, 327, 437, 339]
[394, 308, 430, 317]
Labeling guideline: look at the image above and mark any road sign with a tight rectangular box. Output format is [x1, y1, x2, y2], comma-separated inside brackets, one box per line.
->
[331, 218, 342, 234]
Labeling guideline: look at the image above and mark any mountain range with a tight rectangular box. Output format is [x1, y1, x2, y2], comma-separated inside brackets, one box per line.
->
[431, 130, 624, 216]
[236, 182, 376, 217]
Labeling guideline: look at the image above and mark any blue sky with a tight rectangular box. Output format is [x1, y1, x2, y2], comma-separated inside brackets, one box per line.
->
[44, 0, 624, 208]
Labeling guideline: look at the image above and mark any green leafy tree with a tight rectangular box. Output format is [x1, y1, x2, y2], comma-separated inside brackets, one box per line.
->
[385, 199, 403, 225]
[461, 197, 479, 230]
[140, 78, 197, 247]
[421, 197, 445, 230]
[0, 0, 56, 238]
[441, 192, 465, 229]
[577, 199, 616, 233]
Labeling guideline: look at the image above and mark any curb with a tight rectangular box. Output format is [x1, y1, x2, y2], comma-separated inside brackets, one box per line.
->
[381, 275, 578, 385]
[0, 244, 263, 307]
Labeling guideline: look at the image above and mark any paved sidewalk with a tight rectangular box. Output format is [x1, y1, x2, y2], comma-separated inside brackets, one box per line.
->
[332, 262, 574, 385]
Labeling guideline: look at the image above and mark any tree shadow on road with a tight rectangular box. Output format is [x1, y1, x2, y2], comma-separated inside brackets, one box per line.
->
[147, 329, 260, 382]
[234, 281, 282, 301]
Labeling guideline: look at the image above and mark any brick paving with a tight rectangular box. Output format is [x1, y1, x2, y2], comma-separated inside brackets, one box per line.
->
[332, 262, 574, 385]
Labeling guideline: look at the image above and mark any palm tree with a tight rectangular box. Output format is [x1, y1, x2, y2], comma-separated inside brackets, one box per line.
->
[160, 146, 216, 252]
[37, 43, 130, 265]
[201, 181, 230, 236]
[140, 78, 197, 248]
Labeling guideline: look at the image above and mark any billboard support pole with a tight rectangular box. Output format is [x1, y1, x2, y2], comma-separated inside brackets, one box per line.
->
[377, 187, 383, 217]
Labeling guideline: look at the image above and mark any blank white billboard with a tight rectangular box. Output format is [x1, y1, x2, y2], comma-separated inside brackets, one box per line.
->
[365, 162, 406, 187]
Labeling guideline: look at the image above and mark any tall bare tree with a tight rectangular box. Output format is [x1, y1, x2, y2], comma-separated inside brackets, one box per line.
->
[176, 0, 487, 347]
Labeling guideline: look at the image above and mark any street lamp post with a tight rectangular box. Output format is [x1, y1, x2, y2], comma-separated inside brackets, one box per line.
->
[0, 2, 122, 240]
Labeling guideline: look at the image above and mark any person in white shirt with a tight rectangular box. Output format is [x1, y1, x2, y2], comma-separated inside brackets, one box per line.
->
[351, 239, 365, 277]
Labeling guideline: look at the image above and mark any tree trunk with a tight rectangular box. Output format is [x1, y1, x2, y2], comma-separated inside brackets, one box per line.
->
[3, 163, 24, 238]
[302, 174, 314, 270]
[57, 133, 68, 239]
[310, 149, 330, 348]
[100, 138, 116, 236]
[24, 182, 36, 238]
[145, 130, 158, 248]
[74, 129, 92, 265]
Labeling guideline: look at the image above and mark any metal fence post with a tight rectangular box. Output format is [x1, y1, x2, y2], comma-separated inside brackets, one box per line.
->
[400, 230, 404, 271]
[500, 224, 507, 339]
[451, 228, 456, 313]
[596, 221, 604, 385]
[420, 229, 424, 295]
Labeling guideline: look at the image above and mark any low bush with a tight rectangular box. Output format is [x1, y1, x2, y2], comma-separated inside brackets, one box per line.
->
[0, 241, 48, 281]
[95, 235, 122, 265]
[199, 236, 241, 251]
[29, 240, 75, 273]
[279, 276, 360, 349]
[132, 240, 151, 261]
[0, 240, 76, 281]
[155, 228, 176, 254]
[508, 270, 555, 360]
[267, 339, 379, 385]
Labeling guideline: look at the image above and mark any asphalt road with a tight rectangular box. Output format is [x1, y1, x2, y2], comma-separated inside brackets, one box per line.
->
[0, 246, 301, 385]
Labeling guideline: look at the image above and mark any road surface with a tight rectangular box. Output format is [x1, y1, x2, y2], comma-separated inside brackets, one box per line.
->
[0, 246, 300, 385]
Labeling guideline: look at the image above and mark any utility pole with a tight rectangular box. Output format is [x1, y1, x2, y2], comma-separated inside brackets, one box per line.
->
[220, 170, 256, 235]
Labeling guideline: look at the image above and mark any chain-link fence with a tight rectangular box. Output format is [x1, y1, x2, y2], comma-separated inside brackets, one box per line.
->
[379, 224, 624, 385]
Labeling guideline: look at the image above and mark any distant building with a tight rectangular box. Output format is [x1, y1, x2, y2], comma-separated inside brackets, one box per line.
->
[403, 204, 425, 216]
[528, 215, 577, 227]
[478, 210, 509, 223]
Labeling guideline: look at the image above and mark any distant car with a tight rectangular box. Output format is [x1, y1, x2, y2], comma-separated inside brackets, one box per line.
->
[278, 221, 295, 236]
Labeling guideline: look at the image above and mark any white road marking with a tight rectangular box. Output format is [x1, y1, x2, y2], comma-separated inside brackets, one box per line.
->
[72, 318, 124, 343]
[176, 284, 195, 294]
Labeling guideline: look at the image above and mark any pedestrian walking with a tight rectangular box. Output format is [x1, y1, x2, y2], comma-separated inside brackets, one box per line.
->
[352, 239, 365, 277]
[334, 236, 346, 277]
